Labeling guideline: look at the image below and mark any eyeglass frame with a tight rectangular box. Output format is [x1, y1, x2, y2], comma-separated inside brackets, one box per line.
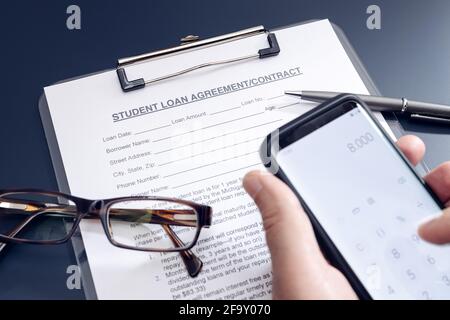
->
[0, 188, 213, 277]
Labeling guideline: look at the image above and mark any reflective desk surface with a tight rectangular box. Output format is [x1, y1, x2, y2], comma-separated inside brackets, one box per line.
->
[0, 0, 449, 299]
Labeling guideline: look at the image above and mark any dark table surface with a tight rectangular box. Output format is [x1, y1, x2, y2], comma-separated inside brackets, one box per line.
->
[0, 0, 449, 299]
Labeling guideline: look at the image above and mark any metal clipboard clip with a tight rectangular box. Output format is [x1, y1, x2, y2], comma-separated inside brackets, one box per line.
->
[116, 25, 280, 92]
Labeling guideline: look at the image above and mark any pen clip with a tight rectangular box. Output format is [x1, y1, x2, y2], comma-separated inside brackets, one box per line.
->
[409, 114, 450, 125]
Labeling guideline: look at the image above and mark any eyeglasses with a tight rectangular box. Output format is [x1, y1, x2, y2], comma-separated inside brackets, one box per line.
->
[0, 189, 213, 277]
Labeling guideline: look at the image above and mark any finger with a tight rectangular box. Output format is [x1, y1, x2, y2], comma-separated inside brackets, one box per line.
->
[418, 208, 450, 244]
[396, 135, 425, 166]
[243, 170, 329, 297]
[424, 161, 450, 205]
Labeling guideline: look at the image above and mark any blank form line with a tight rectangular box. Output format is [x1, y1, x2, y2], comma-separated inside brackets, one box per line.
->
[278, 102, 300, 109]
[153, 119, 282, 155]
[172, 163, 260, 189]
[158, 137, 263, 166]
[241, 119, 282, 131]
[209, 106, 241, 116]
[152, 111, 265, 143]
[267, 94, 285, 100]
[163, 151, 257, 178]
[135, 124, 172, 135]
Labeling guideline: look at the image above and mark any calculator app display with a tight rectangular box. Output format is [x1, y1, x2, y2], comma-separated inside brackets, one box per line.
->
[276, 105, 450, 299]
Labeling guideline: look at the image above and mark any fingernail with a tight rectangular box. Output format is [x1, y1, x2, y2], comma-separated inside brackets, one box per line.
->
[243, 171, 264, 198]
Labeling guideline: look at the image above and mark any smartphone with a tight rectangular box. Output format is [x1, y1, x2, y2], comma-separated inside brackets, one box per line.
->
[261, 94, 449, 300]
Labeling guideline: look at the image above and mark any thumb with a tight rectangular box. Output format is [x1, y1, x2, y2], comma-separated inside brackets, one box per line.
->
[418, 208, 450, 244]
[243, 170, 327, 283]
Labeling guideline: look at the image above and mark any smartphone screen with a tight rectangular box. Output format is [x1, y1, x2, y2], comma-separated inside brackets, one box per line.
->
[275, 103, 449, 299]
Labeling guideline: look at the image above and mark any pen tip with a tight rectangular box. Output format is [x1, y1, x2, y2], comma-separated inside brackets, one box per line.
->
[284, 90, 303, 97]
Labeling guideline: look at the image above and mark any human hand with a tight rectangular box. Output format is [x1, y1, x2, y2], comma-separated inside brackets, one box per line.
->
[243, 135, 450, 299]
[419, 162, 450, 244]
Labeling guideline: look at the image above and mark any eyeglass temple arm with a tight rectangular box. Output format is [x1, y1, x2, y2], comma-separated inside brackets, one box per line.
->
[107, 206, 203, 276]
[0, 211, 45, 253]
[108, 208, 204, 276]
[161, 224, 203, 277]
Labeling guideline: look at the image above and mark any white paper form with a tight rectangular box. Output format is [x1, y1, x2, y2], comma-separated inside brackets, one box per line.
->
[44, 20, 393, 299]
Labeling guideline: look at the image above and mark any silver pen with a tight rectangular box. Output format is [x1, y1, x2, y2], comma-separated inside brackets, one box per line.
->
[285, 90, 450, 124]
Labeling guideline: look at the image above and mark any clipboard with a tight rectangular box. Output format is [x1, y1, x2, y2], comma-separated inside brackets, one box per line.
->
[39, 19, 415, 300]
